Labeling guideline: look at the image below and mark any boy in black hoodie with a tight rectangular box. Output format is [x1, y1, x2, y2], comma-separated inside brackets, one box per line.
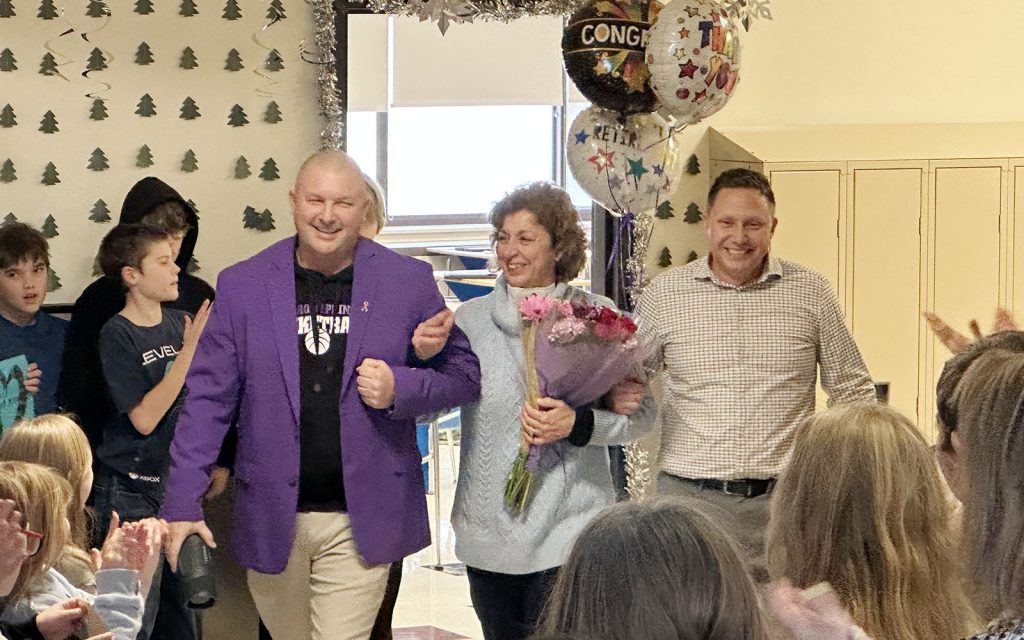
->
[58, 177, 214, 451]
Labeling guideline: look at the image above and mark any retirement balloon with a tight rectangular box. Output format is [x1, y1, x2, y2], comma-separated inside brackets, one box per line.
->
[562, 0, 664, 116]
[646, 0, 741, 124]
[567, 105, 684, 215]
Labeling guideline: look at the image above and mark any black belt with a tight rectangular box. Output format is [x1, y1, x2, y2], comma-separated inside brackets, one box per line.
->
[683, 477, 776, 498]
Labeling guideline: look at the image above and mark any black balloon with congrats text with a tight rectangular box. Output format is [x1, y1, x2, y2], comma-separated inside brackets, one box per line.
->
[562, 0, 664, 116]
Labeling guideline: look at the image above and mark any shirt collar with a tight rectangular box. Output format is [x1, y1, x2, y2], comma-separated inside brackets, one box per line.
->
[694, 255, 783, 289]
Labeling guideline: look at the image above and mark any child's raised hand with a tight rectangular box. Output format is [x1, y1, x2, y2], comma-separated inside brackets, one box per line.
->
[182, 299, 212, 355]
[130, 518, 164, 595]
[97, 512, 132, 571]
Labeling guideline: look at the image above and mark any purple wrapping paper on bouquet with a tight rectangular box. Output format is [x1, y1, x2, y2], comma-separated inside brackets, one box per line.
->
[524, 312, 647, 473]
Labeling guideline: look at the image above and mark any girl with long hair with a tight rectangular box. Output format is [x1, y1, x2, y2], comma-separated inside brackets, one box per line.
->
[767, 403, 977, 640]
[0, 414, 95, 590]
[0, 461, 156, 640]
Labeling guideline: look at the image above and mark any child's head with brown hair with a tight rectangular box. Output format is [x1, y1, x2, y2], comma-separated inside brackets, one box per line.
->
[539, 496, 769, 640]
[0, 222, 50, 325]
[97, 223, 180, 302]
[767, 403, 976, 640]
[0, 414, 94, 555]
[0, 460, 73, 601]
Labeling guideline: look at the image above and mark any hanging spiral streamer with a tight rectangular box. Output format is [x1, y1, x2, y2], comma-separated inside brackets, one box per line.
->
[251, 7, 283, 98]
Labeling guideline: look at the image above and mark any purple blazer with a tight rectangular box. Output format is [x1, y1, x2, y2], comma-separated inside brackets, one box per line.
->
[161, 237, 481, 572]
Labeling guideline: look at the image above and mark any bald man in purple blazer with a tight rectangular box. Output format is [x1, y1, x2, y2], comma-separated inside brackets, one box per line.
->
[161, 151, 481, 640]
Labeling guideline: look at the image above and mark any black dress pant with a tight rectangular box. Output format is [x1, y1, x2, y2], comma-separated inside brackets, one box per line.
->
[466, 565, 558, 640]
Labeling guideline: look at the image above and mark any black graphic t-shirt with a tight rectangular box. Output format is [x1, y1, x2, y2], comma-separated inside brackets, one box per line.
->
[96, 309, 188, 501]
[295, 261, 353, 512]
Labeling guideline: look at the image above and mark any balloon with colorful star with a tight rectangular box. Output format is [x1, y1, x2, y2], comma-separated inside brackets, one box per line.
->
[562, 0, 665, 116]
[567, 105, 684, 216]
[646, 0, 741, 124]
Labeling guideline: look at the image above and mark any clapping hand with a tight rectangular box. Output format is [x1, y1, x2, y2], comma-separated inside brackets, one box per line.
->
[767, 580, 872, 640]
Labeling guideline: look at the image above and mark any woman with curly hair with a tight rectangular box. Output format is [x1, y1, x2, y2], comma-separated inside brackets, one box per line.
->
[452, 182, 654, 640]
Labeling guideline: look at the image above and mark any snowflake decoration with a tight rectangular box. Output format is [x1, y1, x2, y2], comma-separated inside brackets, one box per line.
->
[724, 0, 772, 32]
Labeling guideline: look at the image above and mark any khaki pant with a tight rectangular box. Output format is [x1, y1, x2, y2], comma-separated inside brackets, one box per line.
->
[656, 471, 771, 582]
[247, 512, 389, 640]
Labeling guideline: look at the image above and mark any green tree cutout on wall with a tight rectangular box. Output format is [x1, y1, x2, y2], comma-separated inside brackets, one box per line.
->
[657, 247, 672, 268]
[225, 48, 243, 71]
[46, 266, 60, 291]
[179, 0, 197, 16]
[180, 97, 200, 120]
[686, 154, 701, 175]
[85, 0, 107, 17]
[223, 0, 240, 19]
[683, 202, 703, 223]
[654, 201, 674, 220]
[268, 0, 284, 19]
[0, 159, 15, 183]
[39, 52, 58, 76]
[265, 49, 284, 71]
[0, 0, 15, 18]
[40, 215, 58, 238]
[90, 98, 108, 121]
[180, 47, 198, 69]
[135, 42, 154, 65]
[88, 148, 109, 171]
[227, 104, 248, 127]
[256, 209, 275, 232]
[136, 145, 154, 168]
[0, 48, 17, 71]
[235, 156, 251, 179]
[90, 199, 111, 222]
[181, 149, 198, 173]
[41, 162, 59, 185]
[37, 0, 57, 18]
[135, 94, 156, 117]
[2, 213, 17, 226]
[0, 104, 15, 127]
[264, 101, 282, 124]
[86, 48, 108, 71]
[39, 110, 58, 133]
[242, 205, 258, 229]
[260, 158, 279, 180]
[134, 0, 153, 14]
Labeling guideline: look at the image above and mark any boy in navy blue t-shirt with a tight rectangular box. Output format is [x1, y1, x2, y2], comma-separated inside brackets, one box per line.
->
[92, 223, 210, 640]
[0, 223, 67, 417]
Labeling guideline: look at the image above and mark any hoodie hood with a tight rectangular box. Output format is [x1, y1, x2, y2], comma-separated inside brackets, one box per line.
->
[119, 176, 199, 269]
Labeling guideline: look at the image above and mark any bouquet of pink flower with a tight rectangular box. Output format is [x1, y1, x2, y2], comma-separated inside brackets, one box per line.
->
[504, 294, 645, 512]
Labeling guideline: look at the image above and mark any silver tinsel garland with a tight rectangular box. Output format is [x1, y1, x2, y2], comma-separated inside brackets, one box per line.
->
[307, 0, 345, 149]
[623, 208, 654, 500]
[365, 0, 588, 34]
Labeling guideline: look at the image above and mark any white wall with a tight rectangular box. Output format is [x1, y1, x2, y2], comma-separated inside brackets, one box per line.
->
[0, 1, 320, 302]
[651, 0, 1024, 276]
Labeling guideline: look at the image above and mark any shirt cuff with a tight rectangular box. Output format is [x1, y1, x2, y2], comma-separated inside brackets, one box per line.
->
[567, 407, 595, 447]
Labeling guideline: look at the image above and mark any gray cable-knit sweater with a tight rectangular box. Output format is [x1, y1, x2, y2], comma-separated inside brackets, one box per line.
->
[452, 275, 655, 575]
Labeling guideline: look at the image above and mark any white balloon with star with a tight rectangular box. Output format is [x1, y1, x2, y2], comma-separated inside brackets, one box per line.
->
[646, 0, 741, 124]
[567, 106, 684, 216]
